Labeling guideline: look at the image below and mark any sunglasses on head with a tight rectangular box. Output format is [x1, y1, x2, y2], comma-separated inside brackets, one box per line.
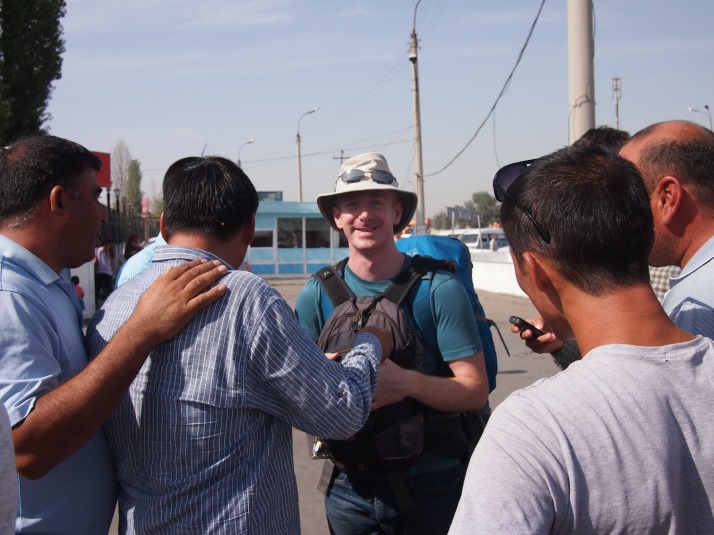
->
[492, 159, 551, 244]
[338, 168, 397, 186]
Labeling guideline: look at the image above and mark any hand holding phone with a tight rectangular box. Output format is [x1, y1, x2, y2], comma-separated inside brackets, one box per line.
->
[509, 316, 546, 338]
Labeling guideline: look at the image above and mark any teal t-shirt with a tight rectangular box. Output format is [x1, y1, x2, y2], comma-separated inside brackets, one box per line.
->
[295, 255, 483, 373]
[294, 255, 484, 475]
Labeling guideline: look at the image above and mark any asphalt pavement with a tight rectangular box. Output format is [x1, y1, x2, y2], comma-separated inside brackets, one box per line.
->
[108, 277, 560, 535]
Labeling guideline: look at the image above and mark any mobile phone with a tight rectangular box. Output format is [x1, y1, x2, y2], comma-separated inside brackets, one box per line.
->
[509, 316, 545, 337]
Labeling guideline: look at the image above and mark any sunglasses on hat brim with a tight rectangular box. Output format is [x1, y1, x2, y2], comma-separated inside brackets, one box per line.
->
[338, 168, 397, 185]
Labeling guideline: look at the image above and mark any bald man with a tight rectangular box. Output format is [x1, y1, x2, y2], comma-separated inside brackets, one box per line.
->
[618, 120, 714, 337]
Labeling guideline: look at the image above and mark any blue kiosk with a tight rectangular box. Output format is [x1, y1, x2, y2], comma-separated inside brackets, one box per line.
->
[247, 200, 348, 277]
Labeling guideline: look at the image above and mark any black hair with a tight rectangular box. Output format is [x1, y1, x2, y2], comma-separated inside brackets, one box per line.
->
[502, 144, 653, 296]
[162, 156, 259, 241]
[0, 135, 101, 224]
[71, 276, 80, 284]
[572, 125, 630, 153]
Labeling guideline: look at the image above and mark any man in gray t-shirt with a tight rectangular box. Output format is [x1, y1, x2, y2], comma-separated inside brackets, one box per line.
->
[450, 144, 714, 534]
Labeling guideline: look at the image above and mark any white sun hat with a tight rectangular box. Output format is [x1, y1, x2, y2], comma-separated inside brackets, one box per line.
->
[316, 152, 418, 234]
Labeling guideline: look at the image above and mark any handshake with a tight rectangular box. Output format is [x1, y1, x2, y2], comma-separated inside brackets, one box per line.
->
[327, 327, 393, 364]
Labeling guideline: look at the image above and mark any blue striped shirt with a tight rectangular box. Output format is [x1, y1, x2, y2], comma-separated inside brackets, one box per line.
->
[86, 245, 381, 534]
[0, 234, 116, 534]
[115, 233, 166, 288]
[662, 234, 714, 339]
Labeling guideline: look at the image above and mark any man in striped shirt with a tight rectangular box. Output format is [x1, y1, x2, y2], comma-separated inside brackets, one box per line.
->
[87, 155, 389, 534]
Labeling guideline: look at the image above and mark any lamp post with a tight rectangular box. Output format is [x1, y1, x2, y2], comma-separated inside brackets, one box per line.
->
[296, 106, 319, 201]
[688, 105, 712, 130]
[237, 138, 254, 168]
[410, 0, 426, 234]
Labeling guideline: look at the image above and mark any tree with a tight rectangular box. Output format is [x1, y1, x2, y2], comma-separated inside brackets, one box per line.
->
[126, 159, 143, 214]
[431, 191, 501, 230]
[432, 210, 450, 230]
[152, 195, 163, 216]
[0, 0, 66, 145]
[111, 140, 132, 201]
[465, 192, 501, 227]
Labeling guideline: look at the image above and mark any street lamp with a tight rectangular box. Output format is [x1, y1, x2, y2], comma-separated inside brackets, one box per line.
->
[688, 105, 712, 130]
[296, 106, 319, 202]
[237, 138, 254, 168]
[410, 0, 426, 234]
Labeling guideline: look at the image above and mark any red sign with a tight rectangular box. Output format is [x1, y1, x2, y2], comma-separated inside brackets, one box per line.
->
[92, 151, 111, 188]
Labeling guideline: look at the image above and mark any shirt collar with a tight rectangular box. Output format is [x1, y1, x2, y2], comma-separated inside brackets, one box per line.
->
[671, 234, 714, 286]
[151, 244, 235, 270]
[0, 233, 62, 286]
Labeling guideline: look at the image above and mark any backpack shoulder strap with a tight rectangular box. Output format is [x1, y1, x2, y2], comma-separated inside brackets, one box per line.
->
[408, 259, 456, 358]
[381, 255, 447, 307]
[313, 258, 355, 309]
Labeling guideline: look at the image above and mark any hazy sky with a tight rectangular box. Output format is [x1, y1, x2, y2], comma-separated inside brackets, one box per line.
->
[47, 0, 714, 219]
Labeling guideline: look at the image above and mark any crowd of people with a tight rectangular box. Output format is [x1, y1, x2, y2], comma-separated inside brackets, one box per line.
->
[0, 120, 711, 535]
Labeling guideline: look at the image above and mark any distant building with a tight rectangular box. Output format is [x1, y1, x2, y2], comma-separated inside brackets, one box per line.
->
[258, 191, 283, 202]
[248, 201, 348, 276]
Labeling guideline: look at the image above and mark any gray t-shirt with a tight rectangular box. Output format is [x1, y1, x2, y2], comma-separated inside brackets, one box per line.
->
[450, 336, 714, 534]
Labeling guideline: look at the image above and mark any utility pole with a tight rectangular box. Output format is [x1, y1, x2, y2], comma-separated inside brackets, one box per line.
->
[333, 150, 350, 165]
[296, 106, 319, 202]
[567, 0, 595, 143]
[612, 77, 622, 130]
[410, 0, 426, 235]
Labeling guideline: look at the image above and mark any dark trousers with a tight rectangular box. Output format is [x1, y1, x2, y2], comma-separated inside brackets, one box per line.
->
[95, 273, 113, 305]
[325, 463, 466, 535]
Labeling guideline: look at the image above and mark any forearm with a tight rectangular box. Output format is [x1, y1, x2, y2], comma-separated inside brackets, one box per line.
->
[372, 353, 489, 412]
[299, 335, 382, 439]
[13, 315, 157, 478]
[406, 371, 488, 412]
[12, 259, 227, 478]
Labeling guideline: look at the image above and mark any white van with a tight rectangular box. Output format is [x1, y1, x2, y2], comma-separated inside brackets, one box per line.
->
[432, 229, 468, 239]
[459, 228, 508, 252]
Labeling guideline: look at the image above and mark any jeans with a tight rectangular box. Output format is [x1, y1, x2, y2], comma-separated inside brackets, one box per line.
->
[325, 463, 466, 535]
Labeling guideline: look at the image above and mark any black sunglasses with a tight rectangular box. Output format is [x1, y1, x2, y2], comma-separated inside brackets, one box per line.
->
[492, 159, 551, 244]
[338, 168, 397, 185]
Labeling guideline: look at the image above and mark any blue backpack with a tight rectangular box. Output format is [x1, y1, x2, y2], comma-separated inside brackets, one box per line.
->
[395, 234, 506, 392]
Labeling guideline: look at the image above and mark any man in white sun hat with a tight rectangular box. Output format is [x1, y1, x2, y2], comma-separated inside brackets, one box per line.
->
[295, 152, 489, 535]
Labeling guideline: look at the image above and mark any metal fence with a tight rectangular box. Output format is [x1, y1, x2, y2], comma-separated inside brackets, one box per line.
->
[99, 210, 159, 249]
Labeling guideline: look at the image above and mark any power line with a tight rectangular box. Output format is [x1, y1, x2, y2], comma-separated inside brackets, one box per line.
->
[311, 50, 406, 137]
[243, 136, 413, 170]
[333, 150, 351, 164]
[301, 3, 450, 145]
[426, 0, 547, 177]
[416, 0, 447, 42]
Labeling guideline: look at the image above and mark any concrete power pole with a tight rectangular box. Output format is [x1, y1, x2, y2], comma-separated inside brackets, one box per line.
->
[612, 77, 622, 130]
[410, 0, 426, 235]
[567, 0, 596, 144]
